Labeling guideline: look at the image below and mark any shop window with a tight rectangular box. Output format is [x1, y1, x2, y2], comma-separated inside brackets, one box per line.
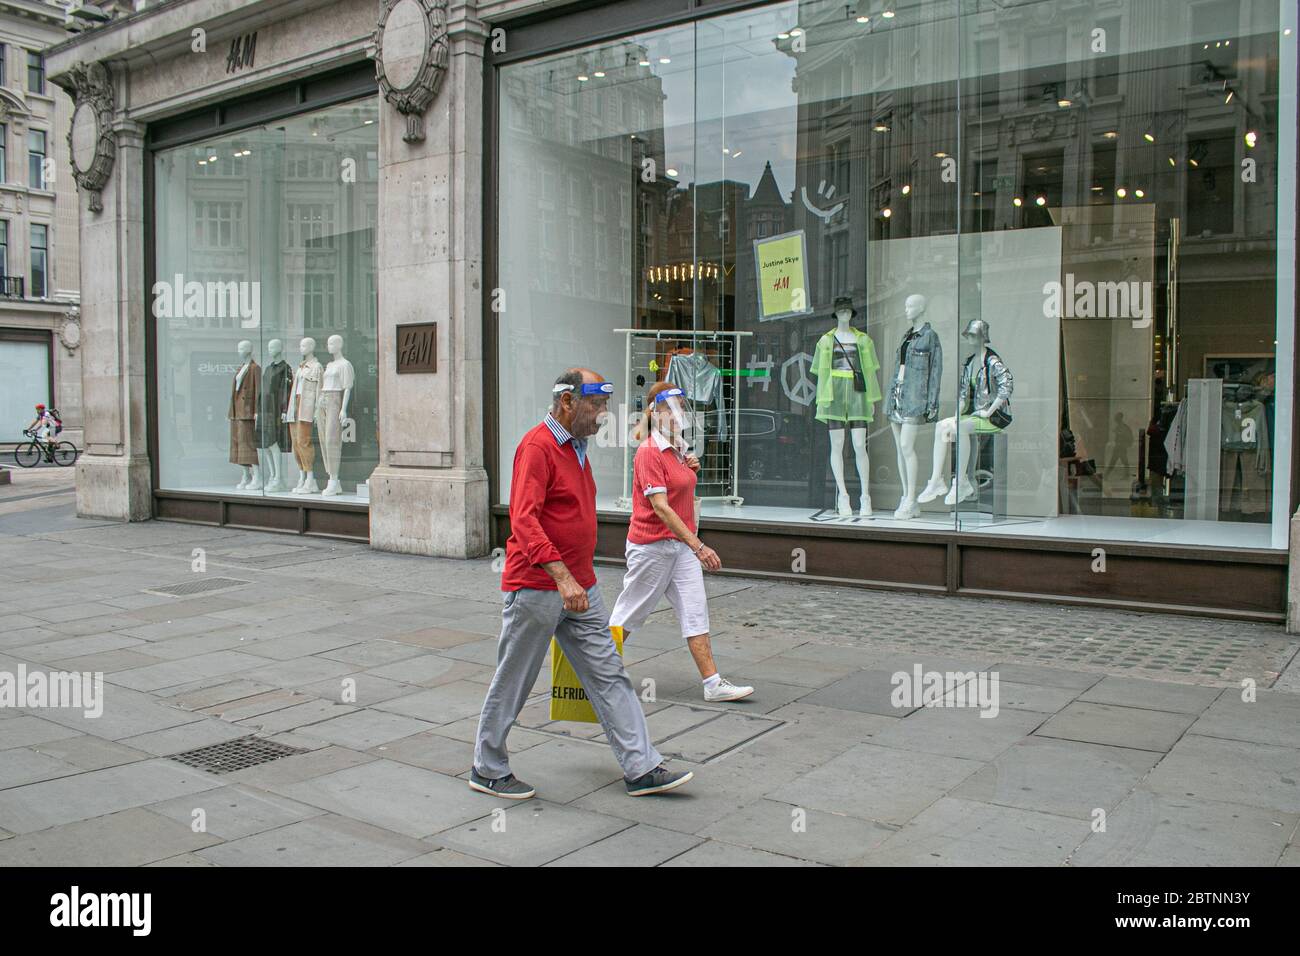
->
[152, 96, 379, 503]
[495, 0, 1289, 552]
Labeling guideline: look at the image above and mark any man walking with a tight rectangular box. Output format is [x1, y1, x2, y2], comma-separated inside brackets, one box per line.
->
[470, 368, 693, 799]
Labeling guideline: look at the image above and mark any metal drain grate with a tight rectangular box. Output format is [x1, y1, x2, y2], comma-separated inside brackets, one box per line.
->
[169, 735, 307, 774]
[144, 576, 251, 597]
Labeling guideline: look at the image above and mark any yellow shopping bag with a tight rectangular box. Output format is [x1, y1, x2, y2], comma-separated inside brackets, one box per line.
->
[549, 625, 625, 722]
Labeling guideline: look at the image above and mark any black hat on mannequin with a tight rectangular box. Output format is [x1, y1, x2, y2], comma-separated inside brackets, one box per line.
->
[832, 295, 858, 319]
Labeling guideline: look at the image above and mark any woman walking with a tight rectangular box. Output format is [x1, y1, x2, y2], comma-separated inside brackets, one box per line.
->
[610, 381, 754, 702]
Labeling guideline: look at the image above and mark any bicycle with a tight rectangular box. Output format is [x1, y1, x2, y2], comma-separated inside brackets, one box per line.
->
[13, 429, 79, 468]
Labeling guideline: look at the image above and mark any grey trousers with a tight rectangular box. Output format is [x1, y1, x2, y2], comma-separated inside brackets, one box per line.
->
[473, 584, 661, 781]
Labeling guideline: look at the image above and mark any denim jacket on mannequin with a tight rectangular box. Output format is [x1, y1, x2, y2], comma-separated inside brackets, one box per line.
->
[884, 322, 943, 424]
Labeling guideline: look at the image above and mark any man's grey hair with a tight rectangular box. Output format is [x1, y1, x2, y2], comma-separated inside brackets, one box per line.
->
[550, 368, 584, 413]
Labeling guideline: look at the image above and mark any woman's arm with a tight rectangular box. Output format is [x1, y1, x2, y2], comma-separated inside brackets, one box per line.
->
[648, 492, 720, 570]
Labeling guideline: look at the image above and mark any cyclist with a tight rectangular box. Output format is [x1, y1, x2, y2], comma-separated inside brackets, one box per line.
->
[25, 403, 59, 453]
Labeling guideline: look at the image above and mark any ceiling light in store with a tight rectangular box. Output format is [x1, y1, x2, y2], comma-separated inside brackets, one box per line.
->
[1245, 130, 1258, 147]
[1224, 89, 1234, 104]
[667, 168, 678, 177]
[198, 159, 208, 166]
[934, 151, 948, 158]
[790, 28, 803, 36]
[1057, 98, 1071, 108]
[594, 71, 605, 77]
[1091, 185, 1103, 191]
[578, 74, 589, 82]
[873, 122, 890, 132]
[1168, 156, 1176, 166]
[856, 16, 870, 24]
[1012, 197, 1022, 207]
[732, 150, 742, 158]
[659, 57, 671, 64]
[639, 59, 650, 66]
[778, 32, 790, 39]
[723, 147, 731, 154]
[1102, 130, 1118, 139]
[208, 154, 218, 162]
[363, 119, 374, 125]
[901, 184, 911, 195]
[972, 190, 981, 196]
[1035, 196, 1047, 206]
[1116, 187, 1127, 197]
[881, 207, 892, 218]
[1286, 28, 1292, 36]
[883, 10, 895, 18]
[1143, 131, 1155, 142]
[1134, 189, 1145, 198]
[1189, 158, 1199, 167]
[242, 149, 251, 156]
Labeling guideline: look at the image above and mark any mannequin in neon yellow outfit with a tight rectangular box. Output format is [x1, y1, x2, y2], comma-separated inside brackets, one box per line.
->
[812, 296, 882, 516]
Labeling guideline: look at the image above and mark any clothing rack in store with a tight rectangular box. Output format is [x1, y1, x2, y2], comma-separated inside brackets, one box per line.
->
[612, 328, 753, 511]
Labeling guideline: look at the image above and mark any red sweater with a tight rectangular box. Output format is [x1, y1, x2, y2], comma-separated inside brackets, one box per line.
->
[501, 422, 597, 592]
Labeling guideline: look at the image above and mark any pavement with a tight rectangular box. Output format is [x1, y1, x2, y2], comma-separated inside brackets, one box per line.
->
[1, 467, 1298, 867]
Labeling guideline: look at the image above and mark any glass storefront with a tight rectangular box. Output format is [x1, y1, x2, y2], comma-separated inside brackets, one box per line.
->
[152, 96, 379, 503]
[495, 0, 1295, 551]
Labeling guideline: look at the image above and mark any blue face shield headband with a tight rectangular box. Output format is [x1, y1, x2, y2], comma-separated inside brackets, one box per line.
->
[653, 388, 685, 404]
[553, 382, 614, 397]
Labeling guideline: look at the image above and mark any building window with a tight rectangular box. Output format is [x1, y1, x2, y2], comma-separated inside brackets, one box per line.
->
[26, 51, 43, 95]
[28, 130, 46, 189]
[0, 220, 7, 276]
[0, 123, 6, 183]
[0, 46, 7, 89]
[29, 224, 47, 298]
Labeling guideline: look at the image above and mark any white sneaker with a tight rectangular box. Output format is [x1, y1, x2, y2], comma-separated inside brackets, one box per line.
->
[704, 677, 754, 703]
[859, 495, 872, 517]
[944, 480, 977, 505]
[917, 478, 947, 503]
[836, 492, 852, 516]
[299, 477, 320, 495]
[893, 499, 920, 520]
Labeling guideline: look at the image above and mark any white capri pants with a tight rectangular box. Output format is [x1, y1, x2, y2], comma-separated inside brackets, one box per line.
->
[609, 538, 710, 639]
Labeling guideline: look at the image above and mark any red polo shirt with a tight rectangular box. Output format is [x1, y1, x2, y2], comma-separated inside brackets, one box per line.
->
[500, 420, 598, 592]
[628, 431, 697, 545]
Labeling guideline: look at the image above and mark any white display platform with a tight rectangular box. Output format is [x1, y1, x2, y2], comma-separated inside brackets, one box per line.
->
[178, 484, 371, 506]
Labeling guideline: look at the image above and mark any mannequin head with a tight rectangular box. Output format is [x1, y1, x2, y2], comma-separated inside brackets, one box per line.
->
[832, 295, 857, 327]
[300, 337, 316, 358]
[327, 334, 345, 358]
[237, 339, 252, 360]
[904, 294, 928, 324]
[961, 319, 990, 347]
[267, 338, 283, 359]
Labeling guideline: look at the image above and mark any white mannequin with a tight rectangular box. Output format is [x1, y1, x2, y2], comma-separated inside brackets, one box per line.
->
[319, 334, 355, 497]
[890, 294, 928, 519]
[232, 340, 260, 490]
[291, 337, 323, 494]
[919, 322, 1008, 506]
[259, 338, 288, 492]
[827, 305, 871, 517]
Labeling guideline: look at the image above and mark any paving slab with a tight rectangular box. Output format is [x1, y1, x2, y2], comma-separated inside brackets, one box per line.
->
[148, 785, 324, 840]
[1034, 701, 1195, 753]
[870, 705, 1048, 762]
[236, 699, 359, 735]
[987, 663, 1104, 691]
[0, 715, 83, 750]
[0, 748, 82, 789]
[196, 813, 430, 867]
[394, 848, 501, 866]
[1068, 791, 1298, 866]
[119, 717, 253, 756]
[545, 823, 703, 867]
[300, 673, 421, 706]
[654, 712, 785, 762]
[270, 759, 491, 838]
[660, 839, 823, 866]
[701, 797, 896, 865]
[225, 745, 377, 788]
[434, 800, 631, 866]
[0, 807, 221, 866]
[743, 701, 895, 768]
[1077, 675, 1222, 715]
[952, 736, 1162, 819]
[770, 743, 984, 826]
[0, 757, 223, 834]
[370, 731, 474, 776]
[25, 734, 149, 772]
[292, 709, 437, 750]
[371, 680, 492, 725]
[857, 796, 1090, 866]
[491, 738, 626, 804]
[1142, 734, 1300, 813]
[108, 650, 267, 693]
[1187, 688, 1300, 748]
[800, 668, 924, 717]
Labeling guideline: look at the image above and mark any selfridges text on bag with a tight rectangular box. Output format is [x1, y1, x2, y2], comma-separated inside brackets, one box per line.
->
[550, 625, 625, 722]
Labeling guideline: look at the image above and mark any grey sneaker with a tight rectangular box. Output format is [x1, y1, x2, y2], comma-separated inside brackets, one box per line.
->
[467, 768, 536, 800]
[626, 764, 694, 796]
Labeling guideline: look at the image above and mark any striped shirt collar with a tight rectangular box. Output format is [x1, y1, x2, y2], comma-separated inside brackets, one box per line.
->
[544, 413, 587, 467]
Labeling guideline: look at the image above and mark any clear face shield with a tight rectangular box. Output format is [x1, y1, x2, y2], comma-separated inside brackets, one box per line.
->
[652, 387, 694, 448]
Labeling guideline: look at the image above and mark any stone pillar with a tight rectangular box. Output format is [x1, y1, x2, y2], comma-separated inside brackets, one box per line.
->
[368, 3, 490, 557]
[75, 115, 151, 521]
